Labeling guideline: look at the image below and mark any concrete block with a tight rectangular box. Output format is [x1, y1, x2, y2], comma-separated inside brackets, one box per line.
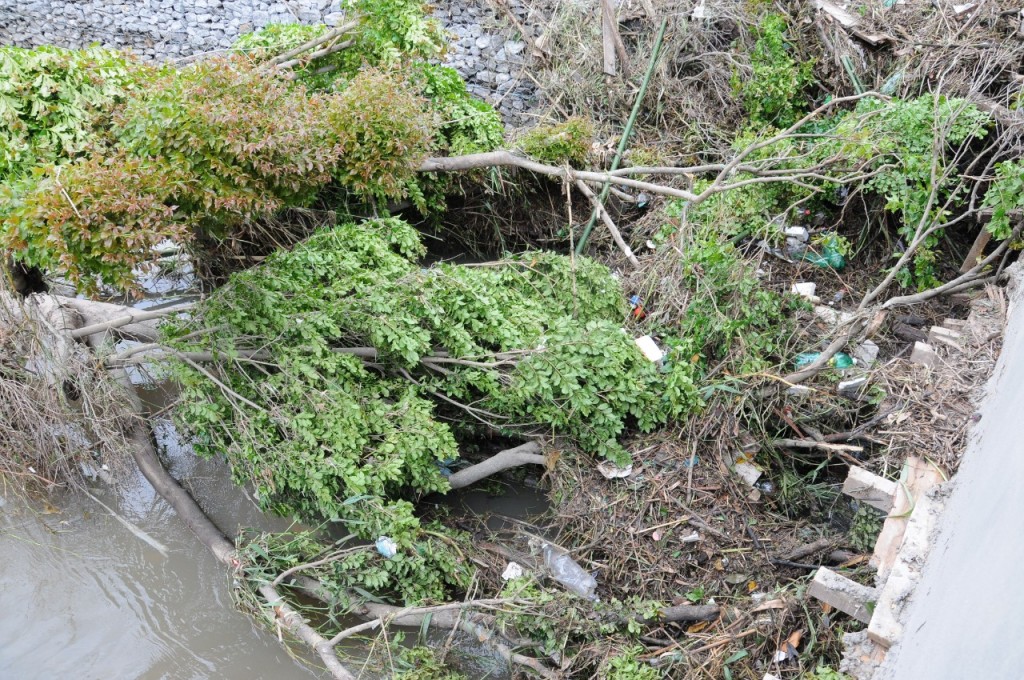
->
[868, 489, 944, 648]
[808, 567, 876, 624]
[909, 341, 938, 368]
[842, 465, 897, 513]
[928, 325, 963, 350]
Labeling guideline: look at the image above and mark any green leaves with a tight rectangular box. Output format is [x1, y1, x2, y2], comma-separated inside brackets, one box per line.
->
[734, 14, 814, 128]
[167, 218, 700, 601]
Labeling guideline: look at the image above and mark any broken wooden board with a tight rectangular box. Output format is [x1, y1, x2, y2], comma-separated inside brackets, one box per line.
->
[870, 457, 945, 583]
[843, 465, 897, 513]
[928, 325, 964, 351]
[808, 567, 876, 624]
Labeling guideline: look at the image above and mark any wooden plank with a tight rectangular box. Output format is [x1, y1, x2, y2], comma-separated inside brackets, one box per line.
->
[960, 228, 992, 273]
[808, 567, 876, 624]
[870, 457, 944, 583]
[601, 0, 616, 76]
[843, 466, 897, 513]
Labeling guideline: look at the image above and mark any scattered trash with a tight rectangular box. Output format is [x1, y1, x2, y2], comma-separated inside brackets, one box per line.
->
[634, 335, 664, 362]
[734, 461, 763, 486]
[794, 351, 855, 370]
[786, 384, 812, 398]
[756, 480, 776, 495]
[853, 340, 879, 366]
[784, 226, 810, 257]
[542, 542, 598, 600]
[501, 561, 525, 581]
[597, 460, 633, 479]
[791, 282, 818, 301]
[773, 629, 803, 663]
[681, 454, 699, 468]
[679, 531, 701, 543]
[838, 376, 868, 398]
[375, 536, 398, 559]
[629, 294, 647, 320]
[784, 226, 809, 241]
[801, 235, 846, 270]
[928, 325, 964, 351]
[814, 305, 854, 327]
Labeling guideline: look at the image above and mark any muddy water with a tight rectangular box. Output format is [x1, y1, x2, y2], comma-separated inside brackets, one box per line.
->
[0, 417, 318, 679]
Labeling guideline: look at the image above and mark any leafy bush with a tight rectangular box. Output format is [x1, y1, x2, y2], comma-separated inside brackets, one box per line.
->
[519, 117, 594, 165]
[235, 0, 446, 86]
[167, 218, 698, 556]
[734, 14, 813, 128]
[603, 646, 661, 680]
[982, 159, 1024, 241]
[657, 215, 801, 375]
[0, 45, 149, 182]
[2, 60, 433, 289]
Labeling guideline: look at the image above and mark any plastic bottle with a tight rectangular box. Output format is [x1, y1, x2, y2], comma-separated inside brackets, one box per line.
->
[542, 543, 598, 600]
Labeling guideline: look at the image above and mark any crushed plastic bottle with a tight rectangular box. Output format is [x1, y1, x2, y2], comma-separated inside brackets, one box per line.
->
[794, 352, 856, 370]
[542, 543, 598, 600]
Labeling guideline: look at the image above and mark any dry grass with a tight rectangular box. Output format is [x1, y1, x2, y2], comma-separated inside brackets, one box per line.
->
[0, 283, 135, 496]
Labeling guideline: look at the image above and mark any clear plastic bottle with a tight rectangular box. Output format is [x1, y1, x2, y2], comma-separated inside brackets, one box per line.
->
[542, 543, 598, 600]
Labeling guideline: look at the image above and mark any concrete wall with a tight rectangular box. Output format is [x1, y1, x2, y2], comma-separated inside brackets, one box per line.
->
[0, 0, 539, 123]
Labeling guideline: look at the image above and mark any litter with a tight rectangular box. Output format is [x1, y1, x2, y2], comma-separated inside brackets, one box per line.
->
[375, 536, 398, 559]
[597, 461, 633, 479]
[542, 542, 598, 600]
[501, 561, 525, 580]
[634, 335, 664, 362]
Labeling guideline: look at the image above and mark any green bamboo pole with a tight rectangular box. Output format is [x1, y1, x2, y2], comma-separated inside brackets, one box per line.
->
[575, 17, 669, 258]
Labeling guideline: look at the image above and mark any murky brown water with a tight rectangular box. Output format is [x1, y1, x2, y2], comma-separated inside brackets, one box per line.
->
[0, 416, 319, 679]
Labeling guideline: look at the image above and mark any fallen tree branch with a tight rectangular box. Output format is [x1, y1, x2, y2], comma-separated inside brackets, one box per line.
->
[447, 441, 546, 489]
[419, 151, 700, 201]
[70, 303, 194, 340]
[261, 20, 359, 69]
[771, 439, 864, 454]
[574, 179, 640, 267]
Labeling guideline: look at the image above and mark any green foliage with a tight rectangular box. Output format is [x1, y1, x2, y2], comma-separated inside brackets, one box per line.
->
[519, 117, 594, 165]
[343, 0, 446, 69]
[982, 159, 1024, 241]
[235, 0, 445, 86]
[238, 526, 471, 608]
[848, 505, 883, 553]
[394, 646, 466, 680]
[603, 646, 661, 680]
[659, 220, 801, 375]
[0, 45, 148, 182]
[846, 95, 990, 288]
[410, 63, 504, 156]
[804, 667, 853, 680]
[686, 94, 992, 289]
[167, 217, 696, 569]
[734, 14, 814, 128]
[2, 60, 433, 290]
